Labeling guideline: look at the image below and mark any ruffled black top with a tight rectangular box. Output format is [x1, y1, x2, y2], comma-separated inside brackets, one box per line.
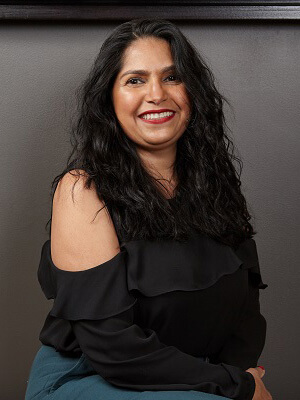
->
[38, 228, 268, 400]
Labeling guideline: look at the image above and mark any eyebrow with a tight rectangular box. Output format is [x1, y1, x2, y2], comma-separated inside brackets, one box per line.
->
[119, 65, 176, 80]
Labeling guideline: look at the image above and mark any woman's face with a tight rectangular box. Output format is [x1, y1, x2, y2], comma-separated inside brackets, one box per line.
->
[112, 37, 191, 150]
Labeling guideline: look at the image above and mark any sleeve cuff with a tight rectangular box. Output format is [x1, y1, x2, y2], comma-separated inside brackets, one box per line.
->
[243, 371, 256, 400]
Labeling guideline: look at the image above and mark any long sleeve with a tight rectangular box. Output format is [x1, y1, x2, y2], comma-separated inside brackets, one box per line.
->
[70, 306, 255, 399]
[213, 239, 268, 370]
[38, 240, 256, 400]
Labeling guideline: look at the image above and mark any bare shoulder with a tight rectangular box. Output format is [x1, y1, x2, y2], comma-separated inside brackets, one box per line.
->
[53, 169, 96, 208]
[51, 169, 120, 271]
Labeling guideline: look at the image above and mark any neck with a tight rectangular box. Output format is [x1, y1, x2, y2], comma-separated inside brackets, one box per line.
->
[137, 146, 177, 198]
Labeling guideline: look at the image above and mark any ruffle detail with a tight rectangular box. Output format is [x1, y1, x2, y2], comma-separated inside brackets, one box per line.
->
[37, 240, 137, 320]
[37, 233, 267, 321]
[234, 238, 268, 289]
[124, 232, 244, 296]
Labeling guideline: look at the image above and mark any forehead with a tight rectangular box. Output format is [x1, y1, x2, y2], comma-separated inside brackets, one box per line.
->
[120, 37, 173, 70]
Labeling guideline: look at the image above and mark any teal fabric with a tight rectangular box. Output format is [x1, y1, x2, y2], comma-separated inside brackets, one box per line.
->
[25, 345, 229, 400]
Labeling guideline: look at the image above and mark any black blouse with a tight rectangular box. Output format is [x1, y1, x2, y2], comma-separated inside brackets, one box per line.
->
[37, 229, 268, 400]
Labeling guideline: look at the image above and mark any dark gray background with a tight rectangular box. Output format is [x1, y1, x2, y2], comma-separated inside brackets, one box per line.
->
[0, 21, 299, 399]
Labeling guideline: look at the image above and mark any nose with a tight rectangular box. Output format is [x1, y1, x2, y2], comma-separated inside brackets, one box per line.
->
[145, 78, 167, 105]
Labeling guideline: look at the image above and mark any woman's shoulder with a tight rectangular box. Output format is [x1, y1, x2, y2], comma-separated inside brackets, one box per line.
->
[53, 169, 105, 229]
[54, 169, 92, 200]
[50, 169, 121, 272]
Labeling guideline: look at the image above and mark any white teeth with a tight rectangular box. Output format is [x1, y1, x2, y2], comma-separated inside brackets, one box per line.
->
[141, 111, 174, 120]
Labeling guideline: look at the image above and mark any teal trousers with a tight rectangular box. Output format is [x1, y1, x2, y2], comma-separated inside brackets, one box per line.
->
[25, 345, 229, 400]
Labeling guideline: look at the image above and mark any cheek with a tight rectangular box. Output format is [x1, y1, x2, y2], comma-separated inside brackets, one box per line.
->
[115, 90, 140, 117]
[174, 88, 190, 111]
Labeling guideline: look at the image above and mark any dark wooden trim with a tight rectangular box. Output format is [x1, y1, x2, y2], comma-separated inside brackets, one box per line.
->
[1, 4, 300, 21]
[0, 1, 299, 4]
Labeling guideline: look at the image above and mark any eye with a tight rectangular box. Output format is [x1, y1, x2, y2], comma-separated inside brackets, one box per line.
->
[125, 75, 181, 86]
[165, 74, 181, 82]
[126, 77, 144, 85]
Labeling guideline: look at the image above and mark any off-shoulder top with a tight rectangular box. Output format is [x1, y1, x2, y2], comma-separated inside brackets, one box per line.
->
[37, 226, 268, 400]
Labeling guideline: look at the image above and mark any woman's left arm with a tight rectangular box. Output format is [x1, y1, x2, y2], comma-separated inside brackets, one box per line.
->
[213, 273, 267, 370]
[212, 239, 268, 370]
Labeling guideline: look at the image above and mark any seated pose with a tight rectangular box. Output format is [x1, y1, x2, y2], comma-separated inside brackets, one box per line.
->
[25, 18, 272, 400]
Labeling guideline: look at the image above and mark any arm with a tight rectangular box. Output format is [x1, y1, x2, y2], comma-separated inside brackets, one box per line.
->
[212, 239, 268, 371]
[70, 301, 255, 398]
[48, 171, 256, 399]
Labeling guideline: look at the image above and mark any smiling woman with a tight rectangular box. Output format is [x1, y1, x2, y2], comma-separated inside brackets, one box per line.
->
[111, 37, 192, 197]
[25, 18, 271, 400]
[112, 37, 191, 155]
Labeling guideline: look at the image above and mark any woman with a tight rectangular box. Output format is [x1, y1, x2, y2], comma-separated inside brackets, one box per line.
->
[25, 18, 272, 400]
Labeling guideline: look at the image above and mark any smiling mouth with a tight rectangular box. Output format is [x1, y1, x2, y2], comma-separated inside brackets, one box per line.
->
[139, 112, 175, 124]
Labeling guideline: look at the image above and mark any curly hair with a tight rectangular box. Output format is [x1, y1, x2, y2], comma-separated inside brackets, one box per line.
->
[45, 18, 257, 249]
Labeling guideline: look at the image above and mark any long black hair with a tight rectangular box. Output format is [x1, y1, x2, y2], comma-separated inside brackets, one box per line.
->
[46, 18, 257, 249]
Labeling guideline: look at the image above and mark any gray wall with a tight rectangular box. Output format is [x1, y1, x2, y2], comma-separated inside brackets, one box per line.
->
[0, 21, 299, 400]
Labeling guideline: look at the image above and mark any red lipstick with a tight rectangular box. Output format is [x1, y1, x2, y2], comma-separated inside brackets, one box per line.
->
[138, 108, 175, 117]
[138, 109, 176, 124]
[140, 114, 175, 124]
